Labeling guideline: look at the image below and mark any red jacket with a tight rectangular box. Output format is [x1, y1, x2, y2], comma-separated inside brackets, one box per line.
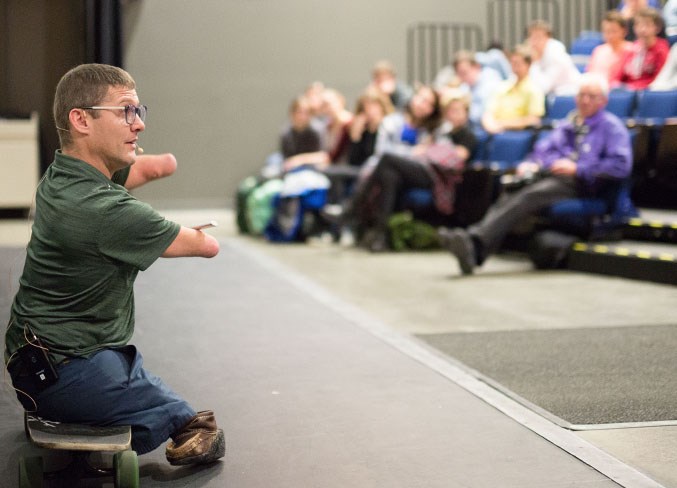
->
[613, 38, 670, 90]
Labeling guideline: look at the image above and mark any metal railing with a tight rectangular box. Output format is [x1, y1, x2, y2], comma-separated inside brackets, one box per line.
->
[406, 22, 484, 85]
[487, 0, 610, 49]
[406, 0, 614, 86]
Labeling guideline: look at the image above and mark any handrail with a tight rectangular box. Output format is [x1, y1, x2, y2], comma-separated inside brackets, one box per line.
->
[406, 22, 484, 85]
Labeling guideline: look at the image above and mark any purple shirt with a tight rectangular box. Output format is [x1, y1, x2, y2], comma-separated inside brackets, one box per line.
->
[532, 109, 632, 189]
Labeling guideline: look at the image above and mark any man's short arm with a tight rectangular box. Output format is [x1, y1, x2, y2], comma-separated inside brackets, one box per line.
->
[162, 226, 219, 258]
[125, 153, 178, 190]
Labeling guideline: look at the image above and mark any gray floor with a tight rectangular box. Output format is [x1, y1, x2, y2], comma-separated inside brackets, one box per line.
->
[419, 325, 677, 426]
[1, 208, 676, 487]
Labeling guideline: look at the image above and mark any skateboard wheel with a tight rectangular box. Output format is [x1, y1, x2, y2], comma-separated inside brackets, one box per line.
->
[114, 450, 139, 488]
[18, 455, 43, 488]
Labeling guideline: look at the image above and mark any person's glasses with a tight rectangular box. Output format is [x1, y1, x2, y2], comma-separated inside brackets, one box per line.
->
[80, 104, 148, 125]
[576, 93, 602, 100]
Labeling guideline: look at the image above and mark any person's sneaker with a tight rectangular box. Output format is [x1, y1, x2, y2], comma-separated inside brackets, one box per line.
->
[368, 232, 389, 253]
[319, 204, 345, 225]
[166, 410, 226, 466]
[438, 228, 476, 275]
[339, 227, 356, 247]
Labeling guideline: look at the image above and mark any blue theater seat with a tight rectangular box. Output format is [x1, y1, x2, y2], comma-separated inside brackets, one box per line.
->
[606, 89, 636, 119]
[542, 179, 638, 239]
[485, 130, 535, 172]
[545, 96, 576, 123]
[634, 89, 677, 124]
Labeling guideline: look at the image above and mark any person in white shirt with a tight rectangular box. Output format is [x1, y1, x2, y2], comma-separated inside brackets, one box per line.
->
[527, 19, 581, 95]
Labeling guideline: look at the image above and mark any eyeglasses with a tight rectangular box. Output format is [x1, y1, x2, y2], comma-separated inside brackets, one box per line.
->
[80, 104, 148, 125]
[576, 93, 603, 100]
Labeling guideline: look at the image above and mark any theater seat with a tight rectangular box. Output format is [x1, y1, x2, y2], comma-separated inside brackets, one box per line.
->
[399, 166, 494, 228]
[634, 89, 677, 124]
[541, 179, 638, 239]
[544, 96, 576, 125]
[606, 89, 636, 119]
[484, 130, 535, 172]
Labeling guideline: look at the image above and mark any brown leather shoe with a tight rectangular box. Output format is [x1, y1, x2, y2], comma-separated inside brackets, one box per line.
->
[166, 410, 226, 466]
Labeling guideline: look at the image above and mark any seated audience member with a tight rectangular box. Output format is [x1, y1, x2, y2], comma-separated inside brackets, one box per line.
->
[321, 88, 390, 205]
[325, 85, 442, 246]
[446, 50, 503, 127]
[280, 96, 329, 172]
[369, 84, 442, 164]
[350, 91, 477, 252]
[650, 42, 677, 89]
[664, 0, 677, 38]
[587, 11, 633, 84]
[439, 73, 632, 275]
[527, 20, 581, 95]
[369, 60, 414, 111]
[433, 43, 512, 91]
[304, 80, 328, 130]
[481, 45, 545, 134]
[619, 0, 666, 40]
[347, 88, 395, 169]
[612, 7, 670, 90]
[320, 88, 353, 165]
[476, 42, 513, 80]
[619, 0, 661, 9]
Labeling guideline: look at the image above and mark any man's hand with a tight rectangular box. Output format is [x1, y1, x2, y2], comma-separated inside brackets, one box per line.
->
[550, 158, 577, 176]
[516, 161, 540, 176]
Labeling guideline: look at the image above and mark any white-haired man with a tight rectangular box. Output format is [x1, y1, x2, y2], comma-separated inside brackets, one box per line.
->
[439, 73, 633, 274]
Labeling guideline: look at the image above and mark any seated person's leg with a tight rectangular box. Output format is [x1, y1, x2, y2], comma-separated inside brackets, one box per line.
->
[11, 345, 224, 464]
[440, 176, 579, 272]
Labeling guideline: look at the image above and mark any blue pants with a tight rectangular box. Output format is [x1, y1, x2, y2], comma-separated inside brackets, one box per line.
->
[10, 346, 195, 454]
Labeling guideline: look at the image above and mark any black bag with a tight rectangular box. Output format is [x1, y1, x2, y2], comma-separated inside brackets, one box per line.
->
[528, 230, 577, 269]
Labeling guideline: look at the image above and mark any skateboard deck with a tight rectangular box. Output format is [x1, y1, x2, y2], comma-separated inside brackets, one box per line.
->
[26, 414, 131, 451]
[21, 414, 139, 488]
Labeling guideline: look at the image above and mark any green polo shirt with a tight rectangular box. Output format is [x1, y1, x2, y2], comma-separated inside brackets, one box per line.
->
[5, 151, 180, 364]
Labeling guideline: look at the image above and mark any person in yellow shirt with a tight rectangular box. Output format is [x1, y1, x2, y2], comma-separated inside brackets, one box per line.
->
[481, 45, 545, 134]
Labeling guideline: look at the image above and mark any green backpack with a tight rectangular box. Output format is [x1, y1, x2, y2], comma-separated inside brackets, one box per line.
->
[245, 178, 283, 235]
[388, 211, 441, 251]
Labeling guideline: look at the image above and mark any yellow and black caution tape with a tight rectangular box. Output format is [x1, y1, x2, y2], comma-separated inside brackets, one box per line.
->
[572, 242, 676, 261]
[627, 218, 677, 230]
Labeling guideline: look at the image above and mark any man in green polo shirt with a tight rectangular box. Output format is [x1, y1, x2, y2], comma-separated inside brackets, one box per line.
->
[5, 63, 225, 466]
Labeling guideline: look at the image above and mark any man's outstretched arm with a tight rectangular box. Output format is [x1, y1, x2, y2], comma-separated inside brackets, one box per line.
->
[125, 153, 178, 190]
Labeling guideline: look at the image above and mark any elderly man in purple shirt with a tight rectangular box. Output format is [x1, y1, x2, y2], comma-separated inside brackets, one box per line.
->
[439, 72, 632, 274]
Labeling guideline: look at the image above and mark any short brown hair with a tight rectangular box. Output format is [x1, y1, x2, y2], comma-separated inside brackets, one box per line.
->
[53, 64, 136, 147]
[354, 87, 395, 116]
[603, 10, 628, 29]
[635, 7, 664, 31]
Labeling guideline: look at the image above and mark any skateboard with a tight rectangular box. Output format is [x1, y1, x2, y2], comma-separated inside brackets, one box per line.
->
[19, 413, 139, 488]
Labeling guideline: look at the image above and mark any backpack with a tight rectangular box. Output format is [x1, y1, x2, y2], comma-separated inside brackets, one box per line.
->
[264, 168, 330, 242]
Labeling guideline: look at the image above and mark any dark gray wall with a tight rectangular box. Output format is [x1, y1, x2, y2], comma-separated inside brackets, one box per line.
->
[123, 1, 487, 208]
[0, 0, 85, 173]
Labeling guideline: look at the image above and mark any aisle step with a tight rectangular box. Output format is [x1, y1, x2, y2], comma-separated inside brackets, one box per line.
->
[623, 218, 677, 243]
[568, 241, 677, 286]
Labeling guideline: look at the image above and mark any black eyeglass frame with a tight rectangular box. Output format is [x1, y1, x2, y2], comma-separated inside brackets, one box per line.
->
[79, 104, 148, 125]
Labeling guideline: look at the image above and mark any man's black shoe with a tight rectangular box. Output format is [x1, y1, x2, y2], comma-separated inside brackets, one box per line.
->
[438, 228, 476, 275]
